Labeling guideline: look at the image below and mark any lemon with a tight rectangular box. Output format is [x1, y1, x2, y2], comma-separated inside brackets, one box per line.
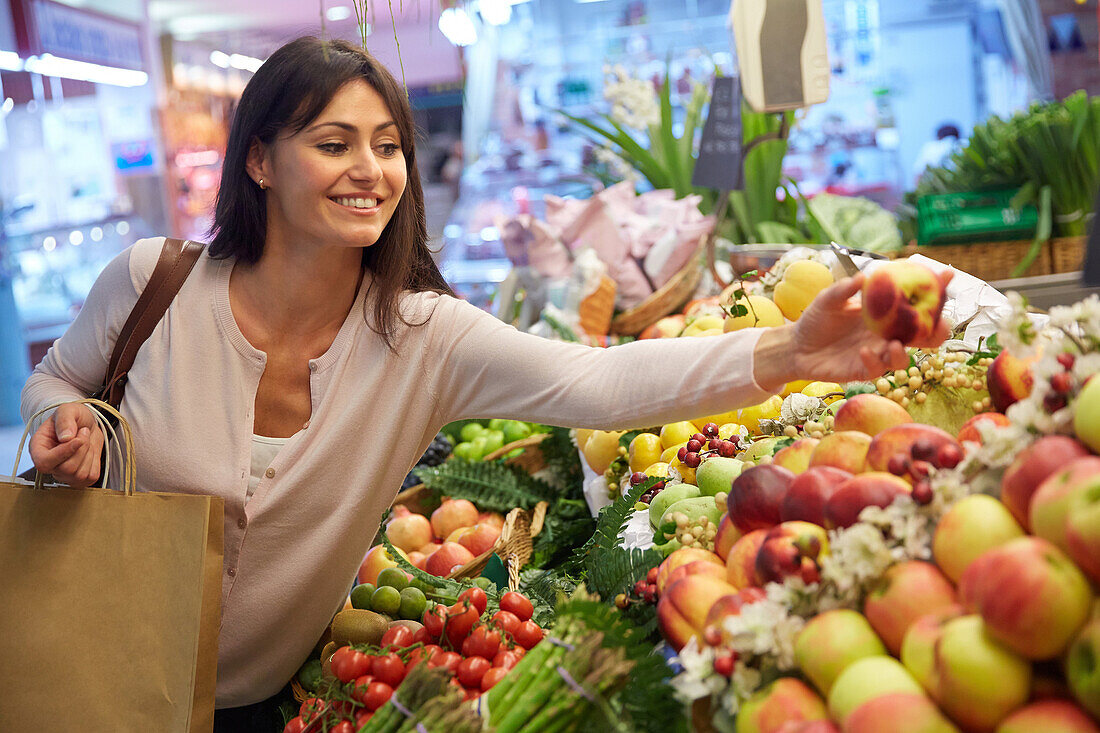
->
[781, 380, 814, 397]
[802, 381, 845, 405]
[681, 315, 726, 337]
[377, 567, 409, 591]
[628, 433, 664, 474]
[660, 442, 687, 464]
[581, 430, 625, 474]
[723, 295, 785, 332]
[371, 585, 402, 617]
[690, 409, 738, 432]
[659, 421, 698, 450]
[670, 456, 697, 485]
[718, 423, 744, 440]
[644, 462, 672, 478]
[738, 395, 784, 434]
[773, 260, 834, 321]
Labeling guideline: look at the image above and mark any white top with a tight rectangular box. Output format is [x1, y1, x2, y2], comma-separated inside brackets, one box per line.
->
[21, 236, 773, 706]
[248, 434, 293, 503]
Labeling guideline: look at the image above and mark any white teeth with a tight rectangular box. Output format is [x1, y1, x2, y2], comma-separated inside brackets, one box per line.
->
[334, 197, 378, 209]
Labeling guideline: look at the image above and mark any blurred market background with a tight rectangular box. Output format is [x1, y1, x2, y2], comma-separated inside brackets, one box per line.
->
[0, 0, 1097, 442]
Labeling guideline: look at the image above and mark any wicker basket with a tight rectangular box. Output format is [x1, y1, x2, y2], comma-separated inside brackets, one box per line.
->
[904, 239, 1053, 281]
[446, 501, 548, 585]
[609, 236, 706, 336]
[1050, 236, 1087, 274]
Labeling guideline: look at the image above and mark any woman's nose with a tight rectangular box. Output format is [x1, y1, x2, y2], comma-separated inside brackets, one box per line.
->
[349, 149, 382, 183]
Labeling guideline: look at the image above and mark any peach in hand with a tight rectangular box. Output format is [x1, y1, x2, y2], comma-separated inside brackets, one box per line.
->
[861, 261, 946, 344]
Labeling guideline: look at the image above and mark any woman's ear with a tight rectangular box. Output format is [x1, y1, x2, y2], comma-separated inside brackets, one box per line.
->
[245, 137, 269, 188]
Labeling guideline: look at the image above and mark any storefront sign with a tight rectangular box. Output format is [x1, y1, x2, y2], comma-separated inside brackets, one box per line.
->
[12, 0, 144, 70]
[692, 76, 743, 191]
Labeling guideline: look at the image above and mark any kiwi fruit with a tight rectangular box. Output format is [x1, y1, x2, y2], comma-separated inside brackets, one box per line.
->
[330, 608, 389, 646]
[319, 641, 338, 679]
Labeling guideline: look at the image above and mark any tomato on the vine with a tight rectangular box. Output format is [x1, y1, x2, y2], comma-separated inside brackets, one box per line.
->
[299, 697, 325, 724]
[513, 620, 544, 649]
[458, 586, 488, 616]
[330, 721, 354, 733]
[492, 649, 521, 671]
[283, 717, 306, 733]
[406, 643, 441, 669]
[422, 604, 447, 639]
[489, 610, 521, 638]
[411, 626, 432, 645]
[364, 681, 394, 711]
[462, 626, 502, 660]
[456, 656, 492, 688]
[429, 650, 462, 673]
[481, 666, 509, 691]
[445, 601, 480, 648]
[380, 625, 414, 650]
[350, 674, 375, 705]
[331, 647, 370, 683]
[355, 710, 373, 727]
[371, 652, 407, 688]
[499, 592, 534, 622]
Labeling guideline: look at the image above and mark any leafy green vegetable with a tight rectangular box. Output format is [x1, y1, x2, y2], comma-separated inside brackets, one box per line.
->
[806, 193, 904, 253]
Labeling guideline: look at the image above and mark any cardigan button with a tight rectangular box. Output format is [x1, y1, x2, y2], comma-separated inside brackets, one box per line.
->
[265, 467, 276, 479]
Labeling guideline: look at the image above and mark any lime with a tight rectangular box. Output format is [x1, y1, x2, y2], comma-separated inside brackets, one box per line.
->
[453, 441, 475, 460]
[296, 659, 323, 692]
[472, 576, 492, 591]
[482, 429, 505, 455]
[376, 567, 409, 591]
[398, 587, 428, 620]
[469, 435, 490, 460]
[349, 583, 376, 610]
[502, 420, 532, 444]
[488, 418, 508, 431]
[371, 585, 402, 617]
[460, 422, 486, 442]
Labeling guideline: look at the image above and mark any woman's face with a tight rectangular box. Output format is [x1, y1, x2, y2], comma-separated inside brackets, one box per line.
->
[252, 79, 407, 253]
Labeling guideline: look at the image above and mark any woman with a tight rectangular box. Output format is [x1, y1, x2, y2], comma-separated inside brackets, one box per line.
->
[23, 37, 949, 728]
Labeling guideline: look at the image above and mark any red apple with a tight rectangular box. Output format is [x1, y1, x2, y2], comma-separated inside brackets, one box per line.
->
[639, 314, 686, 339]
[863, 561, 958, 656]
[780, 466, 853, 527]
[794, 609, 887, 697]
[755, 521, 829, 585]
[1030, 456, 1100, 555]
[1065, 475, 1100, 585]
[864, 423, 960, 475]
[358, 544, 404, 586]
[773, 438, 821, 475]
[774, 723, 839, 733]
[738, 677, 829, 733]
[456, 522, 502, 557]
[861, 261, 946, 344]
[899, 605, 966, 694]
[986, 350, 1037, 414]
[1001, 436, 1091, 530]
[833, 394, 914, 436]
[424, 541, 475, 577]
[664, 560, 728, 591]
[809, 431, 873, 475]
[728, 464, 796, 532]
[932, 494, 1025, 583]
[844, 693, 959, 733]
[825, 472, 912, 529]
[997, 700, 1100, 733]
[959, 537, 1093, 660]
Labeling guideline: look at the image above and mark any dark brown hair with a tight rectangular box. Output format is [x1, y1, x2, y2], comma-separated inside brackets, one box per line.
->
[208, 36, 454, 349]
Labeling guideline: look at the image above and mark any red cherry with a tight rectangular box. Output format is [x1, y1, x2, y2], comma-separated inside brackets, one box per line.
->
[713, 654, 734, 677]
[646, 566, 659, 584]
[708, 438, 722, 451]
[886, 454, 911, 476]
[935, 444, 963, 470]
[718, 441, 737, 458]
[702, 625, 723, 647]
[1050, 372, 1073, 394]
[1057, 353, 1076, 370]
[703, 423, 720, 436]
[684, 452, 702, 468]
[652, 481, 666, 491]
[686, 439, 703, 453]
[911, 481, 934, 505]
[633, 580, 647, 596]
[910, 440, 937, 462]
[909, 460, 934, 480]
[676, 447, 688, 462]
[1043, 392, 1068, 413]
[691, 433, 707, 444]
[630, 471, 647, 485]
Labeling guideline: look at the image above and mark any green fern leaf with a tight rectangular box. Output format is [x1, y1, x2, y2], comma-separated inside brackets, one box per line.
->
[416, 458, 558, 512]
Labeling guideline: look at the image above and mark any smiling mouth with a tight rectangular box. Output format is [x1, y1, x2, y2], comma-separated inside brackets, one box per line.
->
[330, 196, 380, 210]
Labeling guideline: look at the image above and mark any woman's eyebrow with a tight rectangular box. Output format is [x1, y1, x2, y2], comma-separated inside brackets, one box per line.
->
[304, 120, 396, 134]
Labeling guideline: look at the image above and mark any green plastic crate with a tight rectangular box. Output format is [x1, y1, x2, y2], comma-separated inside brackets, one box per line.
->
[917, 189, 1038, 246]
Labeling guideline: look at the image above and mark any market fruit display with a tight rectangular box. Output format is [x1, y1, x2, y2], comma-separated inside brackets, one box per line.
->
[378, 498, 506, 578]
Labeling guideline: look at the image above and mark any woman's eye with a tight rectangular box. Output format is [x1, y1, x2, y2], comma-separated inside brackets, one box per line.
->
[378, 143, 401, 157]
[318, 142, 348, 154]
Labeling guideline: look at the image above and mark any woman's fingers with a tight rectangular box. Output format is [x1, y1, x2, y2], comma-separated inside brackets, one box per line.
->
[31, 428, 85, 473]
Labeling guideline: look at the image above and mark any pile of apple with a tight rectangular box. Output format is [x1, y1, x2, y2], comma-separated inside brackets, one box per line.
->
[366, 499, 506, 581]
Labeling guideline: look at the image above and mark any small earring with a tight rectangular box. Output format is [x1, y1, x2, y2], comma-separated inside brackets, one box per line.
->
[258, 177, 266, 189]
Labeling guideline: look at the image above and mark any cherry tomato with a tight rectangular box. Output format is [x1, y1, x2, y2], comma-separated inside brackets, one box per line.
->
[283, 717, 306, 733]
[458, 586, 488, 616]
[350, 675, 375, 705]
[492, 649, 521, 671]
[364, 681, 394, 711]
[499, 592, 534, 622]
[464, 687, 481, 701]
[490, 610, 521, 638]
[331, 647, 371, 684]
[371, 652, 407, 688]
[481, 666, 509, 691]
[380, 625, 414, 650]
[355, 710, 373, 727]
[513, 620, 544, 649]
[445, 602, 480, 649]
[330, 721, 354, 733]
[513, 646, 526, 658]
[462, 626, 502, 660]
[422, 604, 447, 639]
[299, 697, 325, 724]
[411, 626, 432, 645]
[429, 650, 462, 673]
[456, 656, 492, 688]
[408, 643, 442, 670]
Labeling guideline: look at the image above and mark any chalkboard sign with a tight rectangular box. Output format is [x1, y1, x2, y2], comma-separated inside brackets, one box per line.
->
[692, 76, 743, 191]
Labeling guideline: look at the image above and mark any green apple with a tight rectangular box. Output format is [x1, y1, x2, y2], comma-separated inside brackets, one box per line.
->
[827, 656, 923, 727]
[696, 456, 745, 497]
[1074, 376, 1100, 453]
[481, 429, 505, 456]
[932, 495, 1024, 583]
[460, 422, 486, 442]
[794, 609, 887, 696]
[736, 677, 828, 733]
[1066, 618, 1100, 719]
[501, 420, 532, 444]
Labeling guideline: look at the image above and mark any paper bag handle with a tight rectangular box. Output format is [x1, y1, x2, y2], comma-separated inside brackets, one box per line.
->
[13, 399, 137, 496]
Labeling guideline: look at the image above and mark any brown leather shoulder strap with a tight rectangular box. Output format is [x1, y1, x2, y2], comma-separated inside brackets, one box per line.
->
[99, 238, 204, 407]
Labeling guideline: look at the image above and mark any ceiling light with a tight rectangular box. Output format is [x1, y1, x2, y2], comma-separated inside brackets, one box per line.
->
[43, 236, 56, 252]
[479, 0, 512, 25]
[209, 50, 230, 68]
[23, 54, 148, 87]
[0, 50, 22, 71]
[69, 230, 83, 246]
[1, 98, 13, 116]
[326, 5, 352, 21]
[439, 7, 478, 47]
[229, 54, 263, 72]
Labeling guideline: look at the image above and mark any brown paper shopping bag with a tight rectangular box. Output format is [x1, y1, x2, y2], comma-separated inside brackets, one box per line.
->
[0, 400, 223, 732]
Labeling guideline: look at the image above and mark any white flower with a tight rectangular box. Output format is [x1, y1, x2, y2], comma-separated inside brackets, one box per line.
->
[671, 639, 726, 703]
[603, 68, 659, 130]
[780, 393, 824, 424]
[997, 292, 1040, 358]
